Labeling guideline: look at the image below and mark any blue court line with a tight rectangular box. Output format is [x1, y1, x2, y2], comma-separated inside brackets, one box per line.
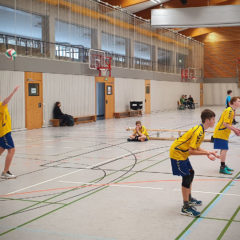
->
[178, 181, 236, 240]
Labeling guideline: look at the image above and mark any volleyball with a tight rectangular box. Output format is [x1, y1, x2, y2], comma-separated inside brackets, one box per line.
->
[5, 49, 17, 60]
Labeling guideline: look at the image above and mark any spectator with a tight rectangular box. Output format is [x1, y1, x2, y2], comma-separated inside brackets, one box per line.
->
[53, 102, 74, 126]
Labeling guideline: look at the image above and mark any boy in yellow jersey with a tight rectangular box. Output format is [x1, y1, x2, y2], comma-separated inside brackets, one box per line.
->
[213, 97, 240, 175]
[170, 109, 219, 217]
[128, 121, 149, 142]
[0, 86, 20, 179]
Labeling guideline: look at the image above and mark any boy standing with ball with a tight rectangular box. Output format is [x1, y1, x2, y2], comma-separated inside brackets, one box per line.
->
[213, 97, 240, 175]
[0, 86, 20, 179]
[170, 109, 219, 217]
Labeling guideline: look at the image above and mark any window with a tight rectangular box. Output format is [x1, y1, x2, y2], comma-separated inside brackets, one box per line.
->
[134, 42, 151, 60]
[55, 20, 91, 48]
[101, 33, 126, 56]
[158, 48, 172, 67]
[55, 20, 91, 60]
[176, 53, 187, 69]
[0, 6, 42, 40]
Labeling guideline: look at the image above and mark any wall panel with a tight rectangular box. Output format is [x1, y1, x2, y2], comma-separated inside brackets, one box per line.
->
[203, 83, 240, 106]
[43, 73, 95, 126]
[115, 78, 145, 112]
[0, 71, 25, 129]
[151, 81, 200, 112]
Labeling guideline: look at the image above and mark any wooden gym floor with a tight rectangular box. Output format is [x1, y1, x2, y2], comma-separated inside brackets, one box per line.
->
[0, 106, 239, 240]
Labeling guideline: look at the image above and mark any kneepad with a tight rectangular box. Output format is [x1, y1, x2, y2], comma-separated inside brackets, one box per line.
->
[182, 174, 192, 189]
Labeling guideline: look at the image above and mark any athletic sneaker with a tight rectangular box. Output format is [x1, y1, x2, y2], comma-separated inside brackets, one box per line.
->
[181, 206, 201, 217]
[189, 197, 202, 206]
[1, 171, 16, 179]
[219, 167, 232, 175]
[225, 165, 234, 171]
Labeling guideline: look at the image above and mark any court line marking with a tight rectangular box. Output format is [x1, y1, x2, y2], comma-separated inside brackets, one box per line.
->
[176, 170, 240, 240]
[0, 155, 170, 236]
[1, 178, 239, 198]
[6, 152, 133, 196]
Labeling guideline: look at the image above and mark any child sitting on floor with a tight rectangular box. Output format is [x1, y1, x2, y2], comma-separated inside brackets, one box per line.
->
[128, 121, 149, 142]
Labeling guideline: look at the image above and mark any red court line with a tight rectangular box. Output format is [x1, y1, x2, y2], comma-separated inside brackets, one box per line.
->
[0, 178, 239, 198]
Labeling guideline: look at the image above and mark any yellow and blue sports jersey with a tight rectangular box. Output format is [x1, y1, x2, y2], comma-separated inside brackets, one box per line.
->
[170, 124, 205, 161]
[133, 125, 149, 139]
[0, 102, 11, 137]
[213, 107, 234, 141]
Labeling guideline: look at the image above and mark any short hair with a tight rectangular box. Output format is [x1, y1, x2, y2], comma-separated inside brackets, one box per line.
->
[136, 121, 141, 125]
[227, 90, 232, 95]
[230, 96, 240, 105]
[201, 109, 215, 123]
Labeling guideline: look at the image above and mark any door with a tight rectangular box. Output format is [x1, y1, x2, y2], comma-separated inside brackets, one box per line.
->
[200, 82, 203, 107]
[95, 77, 115, 119]
[25, 72, 43, 129]
[96, 82, 105, 120]
[145, 80, 151, 114]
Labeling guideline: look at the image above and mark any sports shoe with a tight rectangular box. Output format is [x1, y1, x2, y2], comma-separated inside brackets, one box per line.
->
[1, 171, 16, 179]
[225, 165, 234, 171]
[181, 206, 201, 217]
[189, 197, 202, 206]
[219, 167, 232, 175]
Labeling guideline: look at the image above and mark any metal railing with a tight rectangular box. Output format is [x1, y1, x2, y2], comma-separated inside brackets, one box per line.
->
[0, 33, 200, 76]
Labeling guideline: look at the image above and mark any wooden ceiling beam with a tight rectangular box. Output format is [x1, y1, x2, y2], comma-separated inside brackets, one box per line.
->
[180, 28, 216, 37]
[103, 0, 148, 8]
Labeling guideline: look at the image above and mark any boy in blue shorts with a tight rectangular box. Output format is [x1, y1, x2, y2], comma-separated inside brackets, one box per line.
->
[213, 96, 240, 175]
[170, 109, 219, 217]
[0, 86, 20, 179]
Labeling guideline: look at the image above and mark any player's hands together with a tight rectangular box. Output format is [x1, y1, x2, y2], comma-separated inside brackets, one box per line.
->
[234, 129, 240, 136]
[207, 151, 220, 161]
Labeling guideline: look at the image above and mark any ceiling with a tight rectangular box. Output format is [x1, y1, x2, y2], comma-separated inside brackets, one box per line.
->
[100, 0, 240, 41]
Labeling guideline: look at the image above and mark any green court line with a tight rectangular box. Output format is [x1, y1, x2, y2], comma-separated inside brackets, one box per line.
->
[0, 197, 66, 205]
[0, 155, 170, 236]
[0, 150, 166, 220]
[175, 170, 240, 240]
[217, 206, 240, 240]
[200, 216, 240, 223]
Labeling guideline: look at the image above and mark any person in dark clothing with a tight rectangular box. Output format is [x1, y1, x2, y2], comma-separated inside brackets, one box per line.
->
[188, 95, 195, 109]
[53, 102, 74, 126]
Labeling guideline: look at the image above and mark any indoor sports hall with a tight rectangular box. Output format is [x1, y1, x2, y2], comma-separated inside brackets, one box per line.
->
[0, 1, 240, 240]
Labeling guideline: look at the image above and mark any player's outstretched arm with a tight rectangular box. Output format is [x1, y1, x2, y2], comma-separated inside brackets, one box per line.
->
[189, 147, 220, 161]
[2, 86, 20, 106]
[223, 122, 240, 136]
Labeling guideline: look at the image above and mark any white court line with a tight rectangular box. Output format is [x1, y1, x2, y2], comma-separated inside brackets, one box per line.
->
[59, 180, 164, 191]
[59, 180, 240, 197]
[6, 152, 132, 195]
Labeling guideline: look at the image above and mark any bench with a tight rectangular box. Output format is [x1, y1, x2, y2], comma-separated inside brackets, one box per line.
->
[50, 115, 96, 127]
[114, 110, 142, 118]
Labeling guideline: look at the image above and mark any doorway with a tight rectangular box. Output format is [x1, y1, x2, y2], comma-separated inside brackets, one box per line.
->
[145, 80, 151, 114]
[95, 77, 115, 119]
[96, 82, 105, 120]
[25, 72, 43, 130]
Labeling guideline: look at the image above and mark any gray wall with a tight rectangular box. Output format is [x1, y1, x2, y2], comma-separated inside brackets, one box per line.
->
[0, 54, 195, 82]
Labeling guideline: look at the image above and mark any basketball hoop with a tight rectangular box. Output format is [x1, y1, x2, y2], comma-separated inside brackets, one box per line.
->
[89, 49, 112, 77]
[99, 68, 108, 77]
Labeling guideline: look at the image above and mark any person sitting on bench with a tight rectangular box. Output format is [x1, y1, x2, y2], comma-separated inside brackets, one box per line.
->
[128, 121, 149, 142]
[187, 95, 195, 109]
[53, 102, 74, 126]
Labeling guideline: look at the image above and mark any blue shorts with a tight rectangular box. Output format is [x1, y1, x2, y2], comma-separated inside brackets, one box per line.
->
[171, 158, 193, 176]
[0, 132, 15, 149]
[214, 138, 228, 150]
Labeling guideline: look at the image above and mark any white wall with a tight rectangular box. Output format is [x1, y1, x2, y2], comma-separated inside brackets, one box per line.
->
[43, 73, 95, 126]
[0, 71, 25, 129]
[203, 83, 240, 106]
[115, 78, 145, 112]
[151, 81, 200, 112]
